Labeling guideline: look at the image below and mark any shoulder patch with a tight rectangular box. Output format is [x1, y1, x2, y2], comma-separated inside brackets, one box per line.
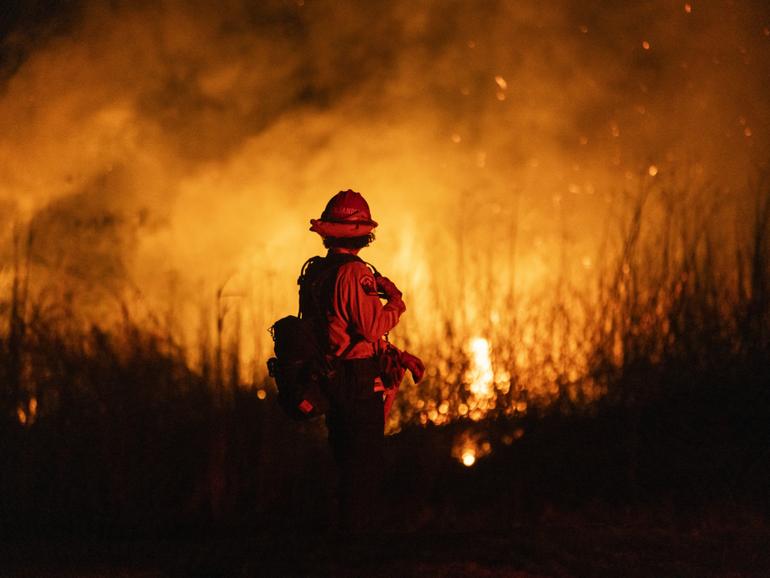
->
[360, 274, 379, 296]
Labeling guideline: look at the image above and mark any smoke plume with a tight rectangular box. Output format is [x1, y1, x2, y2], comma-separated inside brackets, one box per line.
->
[1, 0, 768, 371]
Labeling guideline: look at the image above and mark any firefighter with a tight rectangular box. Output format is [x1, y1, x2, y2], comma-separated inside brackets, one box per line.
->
[305, 189, 424, 534]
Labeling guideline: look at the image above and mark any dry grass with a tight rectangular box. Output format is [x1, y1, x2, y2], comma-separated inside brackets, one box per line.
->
[0, 171, 768, 536]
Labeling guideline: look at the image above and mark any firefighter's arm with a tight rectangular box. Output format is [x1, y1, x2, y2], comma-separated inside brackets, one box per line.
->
[336, 263, 405, 342]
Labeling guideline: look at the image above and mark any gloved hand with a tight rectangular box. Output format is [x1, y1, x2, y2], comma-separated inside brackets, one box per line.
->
[399, 350, 425, 383]
[375, 275, 402, 300]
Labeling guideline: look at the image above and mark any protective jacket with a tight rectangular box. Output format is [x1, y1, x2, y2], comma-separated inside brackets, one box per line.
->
[327, 258, 405, 359]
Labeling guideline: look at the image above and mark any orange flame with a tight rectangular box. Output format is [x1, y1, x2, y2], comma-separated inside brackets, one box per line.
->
[452, 431, 492, 467]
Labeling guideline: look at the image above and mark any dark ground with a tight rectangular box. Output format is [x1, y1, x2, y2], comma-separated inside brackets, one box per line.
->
[3, 385, 770, 577]
[2, 510, 769, 577]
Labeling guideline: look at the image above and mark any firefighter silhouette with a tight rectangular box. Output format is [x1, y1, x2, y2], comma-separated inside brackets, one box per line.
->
[304, 189, 424, 533]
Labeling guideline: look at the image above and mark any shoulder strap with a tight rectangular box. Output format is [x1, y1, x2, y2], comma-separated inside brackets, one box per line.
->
[297, 254, 384, 356]
[297, 254, 363, 315]
[296, 256, 324, 317]
[297, 254, 365, 351]
[362, 260, 380, 277]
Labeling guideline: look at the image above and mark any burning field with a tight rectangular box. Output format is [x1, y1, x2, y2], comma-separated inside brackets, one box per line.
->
[1, 0, 770, 575]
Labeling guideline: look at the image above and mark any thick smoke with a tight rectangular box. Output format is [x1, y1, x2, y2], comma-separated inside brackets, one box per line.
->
[0, 0, 768, 367]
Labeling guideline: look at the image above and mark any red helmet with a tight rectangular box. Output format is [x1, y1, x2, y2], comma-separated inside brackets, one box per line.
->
[310, 189, 378, 238]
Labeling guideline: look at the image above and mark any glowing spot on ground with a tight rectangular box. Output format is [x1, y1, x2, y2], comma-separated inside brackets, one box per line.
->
[648, 165, 658, 176]
[453, 431, 492, 467]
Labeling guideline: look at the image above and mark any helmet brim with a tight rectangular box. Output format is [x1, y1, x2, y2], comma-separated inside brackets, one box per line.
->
[309, 219, 377, 238]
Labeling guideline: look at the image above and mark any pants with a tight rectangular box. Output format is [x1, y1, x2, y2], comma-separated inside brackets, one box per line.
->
[325, 358, 384, 534]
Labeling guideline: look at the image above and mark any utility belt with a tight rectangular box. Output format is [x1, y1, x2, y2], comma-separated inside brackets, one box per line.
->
[327, 356, 384, 401]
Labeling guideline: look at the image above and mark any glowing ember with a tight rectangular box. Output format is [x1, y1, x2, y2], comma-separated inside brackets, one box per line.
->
[642, 40, 651, 50]
[16, 398, 38, 426]
[453, 431, 492, 466]
[494, 75, 508, 90]
[648, 165, 659, 176]
[684, 3, 692, 13]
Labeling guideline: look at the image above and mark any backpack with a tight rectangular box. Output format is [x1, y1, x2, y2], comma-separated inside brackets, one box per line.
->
[267, 253, 363, 420]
